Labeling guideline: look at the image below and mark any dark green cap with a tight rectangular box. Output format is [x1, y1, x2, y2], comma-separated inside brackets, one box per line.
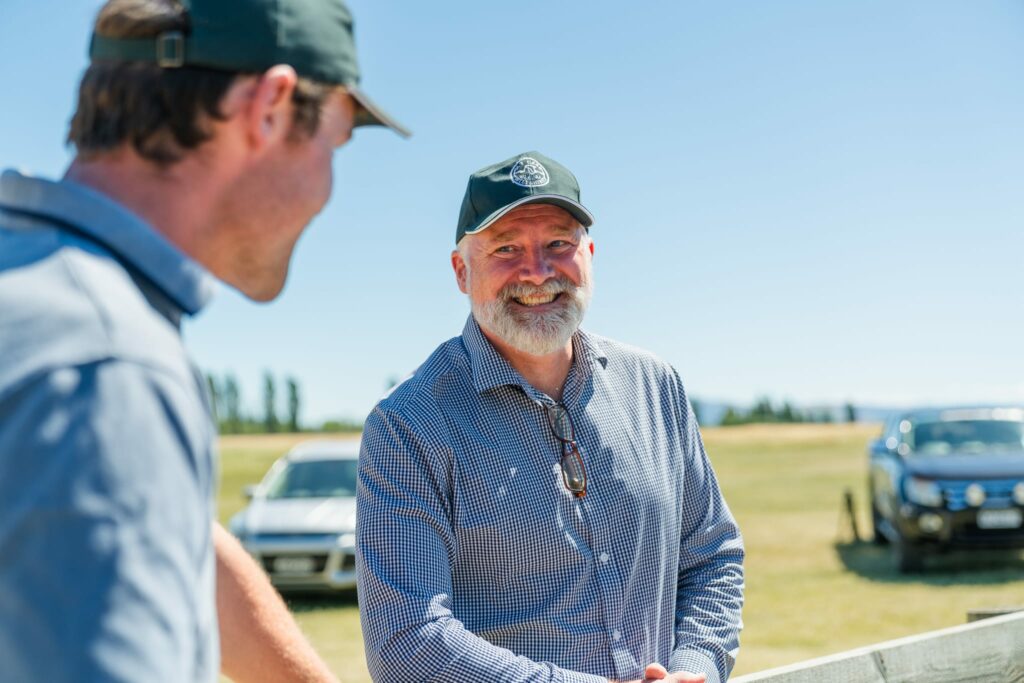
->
[456, 151, 594, 244]
[88, 0, 409, 137]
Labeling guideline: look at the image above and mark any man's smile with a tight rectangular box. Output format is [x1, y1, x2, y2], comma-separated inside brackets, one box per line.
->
[512, 292, 563, 307]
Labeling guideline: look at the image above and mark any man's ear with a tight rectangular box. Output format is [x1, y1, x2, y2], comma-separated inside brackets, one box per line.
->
[245, 65, 298, 152]
[451, 249, 469, 294]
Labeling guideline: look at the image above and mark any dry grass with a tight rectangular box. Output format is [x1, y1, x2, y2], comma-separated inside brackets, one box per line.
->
[702, 421, 872, 444]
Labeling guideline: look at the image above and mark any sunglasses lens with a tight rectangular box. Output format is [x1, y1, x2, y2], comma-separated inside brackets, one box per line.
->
[547, 404, 586, 497]
[547, 405, 573, 441]
[560, 450, 586, 495]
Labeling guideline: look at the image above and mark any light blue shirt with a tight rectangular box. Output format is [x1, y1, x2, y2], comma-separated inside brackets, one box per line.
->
[0, 170, 219, 682]
[358, 317, 744, 683]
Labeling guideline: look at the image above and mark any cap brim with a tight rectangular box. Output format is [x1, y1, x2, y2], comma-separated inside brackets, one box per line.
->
[349, 85, 411, 138]
[462, 194, 595, 238]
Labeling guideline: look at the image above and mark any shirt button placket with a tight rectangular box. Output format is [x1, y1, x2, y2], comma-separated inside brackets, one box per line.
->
[575, 408, 636, 678]
[594, 538, 630, 677]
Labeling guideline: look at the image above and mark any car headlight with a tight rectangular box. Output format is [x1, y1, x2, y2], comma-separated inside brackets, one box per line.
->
[905, 477, 943, 507]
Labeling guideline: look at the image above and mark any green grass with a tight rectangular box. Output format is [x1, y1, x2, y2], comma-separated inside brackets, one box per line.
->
[218, 425, 1024, 680]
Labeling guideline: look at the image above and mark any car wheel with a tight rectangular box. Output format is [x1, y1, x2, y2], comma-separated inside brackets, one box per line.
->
[894, 537, 924, 573]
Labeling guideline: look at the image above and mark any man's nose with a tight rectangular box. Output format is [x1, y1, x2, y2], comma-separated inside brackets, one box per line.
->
[518, 248, 555, 285]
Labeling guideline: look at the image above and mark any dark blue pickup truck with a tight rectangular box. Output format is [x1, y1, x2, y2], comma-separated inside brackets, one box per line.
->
[868, 406, 1024, 572]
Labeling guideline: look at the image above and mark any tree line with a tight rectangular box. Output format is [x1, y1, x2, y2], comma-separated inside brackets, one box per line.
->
[204, 373, 856, 434]
[204, 371, 362, 435]
[693, 397, 857, 427]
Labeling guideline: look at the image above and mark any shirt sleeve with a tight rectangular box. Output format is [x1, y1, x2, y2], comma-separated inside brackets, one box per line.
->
[0, 359, 217, 682]
[357, 405, 608, 683]
[667, 386, 745, 683]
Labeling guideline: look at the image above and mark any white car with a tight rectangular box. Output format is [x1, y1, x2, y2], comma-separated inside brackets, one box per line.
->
[229, 439, 360, 592]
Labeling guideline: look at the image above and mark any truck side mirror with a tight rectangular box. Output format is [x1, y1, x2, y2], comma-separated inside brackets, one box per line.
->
[869, 438, 891, 457]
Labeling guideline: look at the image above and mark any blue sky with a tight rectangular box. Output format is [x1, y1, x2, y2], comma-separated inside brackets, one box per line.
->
[2, 1, 1022, 424]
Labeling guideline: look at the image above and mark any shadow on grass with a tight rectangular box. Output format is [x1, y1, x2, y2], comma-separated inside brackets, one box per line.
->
[284, 589, 359, 613]
[834, 540, 1024, 585]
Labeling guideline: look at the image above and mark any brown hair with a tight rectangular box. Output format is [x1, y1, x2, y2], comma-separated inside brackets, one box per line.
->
[68, 0, 333, 166]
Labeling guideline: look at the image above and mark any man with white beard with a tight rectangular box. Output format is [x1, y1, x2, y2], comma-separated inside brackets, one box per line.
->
[357, 152, 744, 683]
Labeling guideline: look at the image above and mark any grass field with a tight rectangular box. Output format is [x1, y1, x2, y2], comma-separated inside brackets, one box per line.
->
[218, 424, 1024, 680]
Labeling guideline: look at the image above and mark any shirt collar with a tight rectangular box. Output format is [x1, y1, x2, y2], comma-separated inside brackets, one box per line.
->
[461, 315, 608, 399]
[0, 170, 214, 316]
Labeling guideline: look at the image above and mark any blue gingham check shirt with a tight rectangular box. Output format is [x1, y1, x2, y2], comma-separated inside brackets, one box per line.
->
[357, 317, 744, 682]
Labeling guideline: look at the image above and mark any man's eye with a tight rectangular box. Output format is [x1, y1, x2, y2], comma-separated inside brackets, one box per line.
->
[495, 245, 517, 254]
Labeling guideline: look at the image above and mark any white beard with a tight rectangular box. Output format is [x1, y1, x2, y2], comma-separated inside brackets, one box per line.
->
[471, 274, 592, 356]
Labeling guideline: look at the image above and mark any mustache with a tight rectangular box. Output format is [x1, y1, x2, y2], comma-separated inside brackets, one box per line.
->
[498, 277, 578, 302]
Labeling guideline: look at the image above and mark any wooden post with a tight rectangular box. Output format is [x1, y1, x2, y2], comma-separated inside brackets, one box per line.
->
[842, 488, 860, 543]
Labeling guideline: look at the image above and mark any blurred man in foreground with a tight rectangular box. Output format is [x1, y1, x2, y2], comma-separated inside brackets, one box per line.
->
[0, 0, 406, 680]
[357, 151, 743, 682]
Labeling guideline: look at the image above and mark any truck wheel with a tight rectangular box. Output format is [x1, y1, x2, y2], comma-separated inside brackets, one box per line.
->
[871, 502, 889, 546]
[895, 538, 924, 573]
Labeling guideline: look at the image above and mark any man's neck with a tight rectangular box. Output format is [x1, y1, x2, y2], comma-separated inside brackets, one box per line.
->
[479, 325, 574, 402]
[64, 151, 217, 261]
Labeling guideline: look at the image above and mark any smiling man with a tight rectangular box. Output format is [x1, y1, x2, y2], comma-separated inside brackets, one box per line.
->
[357, 152, 745, 683]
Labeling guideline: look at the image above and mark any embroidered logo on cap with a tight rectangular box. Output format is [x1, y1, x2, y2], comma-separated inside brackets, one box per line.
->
[509, 157, 550, 188]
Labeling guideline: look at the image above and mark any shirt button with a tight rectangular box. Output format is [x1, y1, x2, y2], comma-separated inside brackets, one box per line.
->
[612, 629, 621, 641]
[599, 552, 610, 564]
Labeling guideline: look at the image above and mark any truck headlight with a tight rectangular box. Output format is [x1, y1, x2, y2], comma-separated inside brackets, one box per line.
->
[905, 477, 943, 507]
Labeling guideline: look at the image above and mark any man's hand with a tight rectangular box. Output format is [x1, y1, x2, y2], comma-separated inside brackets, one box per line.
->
[618, 663, 707, 682]
[662, 673, 706, 683]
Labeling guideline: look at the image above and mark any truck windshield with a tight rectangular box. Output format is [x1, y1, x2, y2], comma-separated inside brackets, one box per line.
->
[910, 420, 1024, 456]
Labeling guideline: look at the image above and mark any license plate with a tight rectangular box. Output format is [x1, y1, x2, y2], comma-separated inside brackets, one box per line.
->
[977, 509, 1023, 530]
[273, 556, 315, 574]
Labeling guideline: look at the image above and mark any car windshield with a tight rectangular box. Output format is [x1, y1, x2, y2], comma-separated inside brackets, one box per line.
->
[909, 420, 1024, 456]
[263, 459, 358, 499]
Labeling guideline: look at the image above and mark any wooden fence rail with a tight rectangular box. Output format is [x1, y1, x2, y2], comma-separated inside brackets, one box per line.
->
[731, 610, 1024, 683]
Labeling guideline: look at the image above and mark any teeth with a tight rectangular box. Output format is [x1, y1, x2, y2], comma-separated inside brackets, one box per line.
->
[515, 293, 557, 306]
